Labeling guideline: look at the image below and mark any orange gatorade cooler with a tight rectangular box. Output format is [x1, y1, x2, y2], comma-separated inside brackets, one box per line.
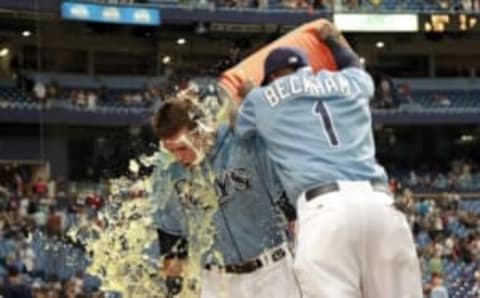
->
[219, 18, 338, 102]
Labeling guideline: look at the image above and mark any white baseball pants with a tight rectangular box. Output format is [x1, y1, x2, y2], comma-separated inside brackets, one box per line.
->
[200, 245, 301, 298]
[293, 181, 423, 298]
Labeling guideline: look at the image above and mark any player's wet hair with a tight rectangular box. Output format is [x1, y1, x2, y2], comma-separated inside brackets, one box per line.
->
[152, 100, 197, 140]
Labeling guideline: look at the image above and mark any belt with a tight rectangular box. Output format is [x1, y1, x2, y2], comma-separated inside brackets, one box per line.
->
[305, 181, 391, 202]
[204, 247, 287, 274]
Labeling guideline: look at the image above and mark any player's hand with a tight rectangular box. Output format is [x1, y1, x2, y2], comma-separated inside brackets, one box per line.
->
[162, 257, 185, 277]
[161, 258, 185, 297]
[316, 20, 338, 40]
[316, 20, 352, 50]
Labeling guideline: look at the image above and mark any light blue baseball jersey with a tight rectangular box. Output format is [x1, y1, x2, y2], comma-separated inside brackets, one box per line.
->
[236, 66, 388, 204]
[151, 125, 287, 266]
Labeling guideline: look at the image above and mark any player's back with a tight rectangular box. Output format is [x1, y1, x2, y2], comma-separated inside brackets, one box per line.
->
[241, 67, 387, 201]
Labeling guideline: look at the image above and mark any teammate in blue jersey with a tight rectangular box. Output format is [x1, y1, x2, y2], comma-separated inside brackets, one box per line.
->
[150, 83, 300, 298]
[235, 21, 423, 298]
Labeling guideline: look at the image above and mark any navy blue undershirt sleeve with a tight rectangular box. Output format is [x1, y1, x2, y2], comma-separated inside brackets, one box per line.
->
[324, 36, 361, 69]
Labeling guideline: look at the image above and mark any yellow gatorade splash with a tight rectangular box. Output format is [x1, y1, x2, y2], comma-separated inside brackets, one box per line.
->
[171, 82, 232, 297]
[68, 174, 167, 298]
[74, 81, 236, 298]
[152, 81, 233, 298]
[175, 166, 224, 298]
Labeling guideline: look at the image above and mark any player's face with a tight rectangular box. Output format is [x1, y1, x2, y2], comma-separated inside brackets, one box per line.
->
[162, 127, 201, 167]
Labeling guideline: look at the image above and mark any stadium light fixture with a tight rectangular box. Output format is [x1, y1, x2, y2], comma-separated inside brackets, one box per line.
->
[0, 48, 9, 57]
[359, 57, 366, 65]
[375, 41, 385, 49]
[22, 30, 32, 37]
[162, 56, 171, 64]
[176, 38, 187, 45]
[460, 135, 474, 142]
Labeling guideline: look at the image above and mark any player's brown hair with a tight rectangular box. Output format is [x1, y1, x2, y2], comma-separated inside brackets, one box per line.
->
[152, 100, 197, 140]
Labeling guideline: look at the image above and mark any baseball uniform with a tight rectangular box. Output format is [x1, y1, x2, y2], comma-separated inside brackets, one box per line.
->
[151, 125, 301, 298]
[235, 43, 423, 298]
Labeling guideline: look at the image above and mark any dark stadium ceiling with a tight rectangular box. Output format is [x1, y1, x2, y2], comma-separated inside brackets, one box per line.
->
[1, 10, 480, 75]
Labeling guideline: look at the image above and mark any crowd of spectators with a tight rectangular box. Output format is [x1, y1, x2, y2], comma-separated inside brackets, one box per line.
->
[0, 167, 106, 298]
[4, 72, 476, 113]
[0, 161, 158, 298]
[389, 159, 480, 192]
[27, 80, 163, 111]
[371, 76, 459, 110]
[393, 185, 480, 297]
[3, 157, 480, 297]
[173, 0, 480, 12]
[87, 0, 480, 11]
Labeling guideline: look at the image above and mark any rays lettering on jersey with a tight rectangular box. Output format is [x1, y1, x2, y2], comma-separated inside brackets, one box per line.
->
[215, 168, 251, 205]
[263, 72, 361, 107]
[173, 168, 251, 208]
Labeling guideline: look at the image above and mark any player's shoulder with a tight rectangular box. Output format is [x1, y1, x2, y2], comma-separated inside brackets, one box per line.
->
[316, 66, 369, 77]
[244, 86, 264, 102]
[341, 66, 371, 77]
[318, 66, 373, 86]
[239, 86, 271, 114]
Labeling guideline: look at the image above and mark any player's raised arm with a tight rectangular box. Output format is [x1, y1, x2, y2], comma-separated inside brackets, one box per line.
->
[234, 91, 259, 138]
[316, 21, 375, 99]
[315, 21, 361, 70]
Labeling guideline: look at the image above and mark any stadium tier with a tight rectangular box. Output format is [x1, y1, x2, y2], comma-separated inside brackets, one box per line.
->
[1, 0, 480, 297]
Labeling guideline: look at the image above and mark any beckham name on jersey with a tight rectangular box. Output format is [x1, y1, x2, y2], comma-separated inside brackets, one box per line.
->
[262, 71, 361, 108]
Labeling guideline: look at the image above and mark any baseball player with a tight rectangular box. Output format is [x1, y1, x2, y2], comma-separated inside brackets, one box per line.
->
[150, 84, 300, 298]
[234, 21, 423, 298]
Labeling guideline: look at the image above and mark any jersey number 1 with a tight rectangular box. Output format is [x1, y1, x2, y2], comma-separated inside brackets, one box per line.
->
[313, 100, 340, 147]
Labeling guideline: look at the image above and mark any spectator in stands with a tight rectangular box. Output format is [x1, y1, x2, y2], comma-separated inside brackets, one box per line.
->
[279, 0, 310, 9]
[87, 91, 98, 110]
[13, 172, 24, 198]
[32, 82, 47, 104]
[432, 173, 449, 189]
[407, 171, 419, 187]
[32, 178, 48, 198]
[438, 0, 450, 10]
[373, 75, 396, 109]
[428, 243, 444, 274]
[443, 236, 455, 258]
[18, 196, 30, 219]
[33, 204, 47, 232]
[433, 93, 451, 107]
[70, 90, 87, 108]
[131, 92, 143, 105]
[457, 163, 473, 188]
[67, 270, 85, 297]
[430, 273, 449, 298]
[122, 93, 132, 106]
[397, 82, 414, 104]
[19, 241, 35, 275]
[46, 207, 62, 238]
[46, 81, 60, 101]
[471, 270, 480, 297]
[2, 265, 32, 298]
[86, 193, 102, 212]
